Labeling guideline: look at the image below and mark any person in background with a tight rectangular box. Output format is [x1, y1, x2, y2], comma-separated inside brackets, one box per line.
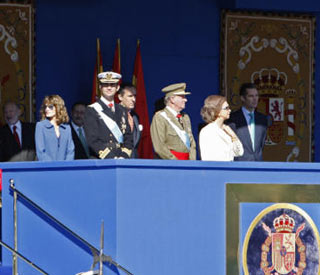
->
[0, 101, 35, 162]
[84, 71, 133, 159]
[150, 82, 196, 160]
[199, 95, 243, 161]
[118, 84, 141, 158]
[227, 83, 269, 161]
[70, 102, 89, 159]
[35, 95, 74, 161]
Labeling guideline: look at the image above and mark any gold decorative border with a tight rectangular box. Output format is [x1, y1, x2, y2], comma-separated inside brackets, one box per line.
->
[242, 203, 320, 274]
[226, 184, 320, 275]
[0, 3, 35, 122]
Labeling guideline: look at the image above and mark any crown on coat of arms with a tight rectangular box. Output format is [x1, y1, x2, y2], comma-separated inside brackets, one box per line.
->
[273, 214, 295, 233]
[251, 68, 287, 96]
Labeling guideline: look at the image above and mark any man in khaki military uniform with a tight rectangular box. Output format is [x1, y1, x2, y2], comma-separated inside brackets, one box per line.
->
[150, 83, 196, 160]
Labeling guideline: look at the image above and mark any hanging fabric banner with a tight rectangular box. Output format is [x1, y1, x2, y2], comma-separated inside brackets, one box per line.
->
[0, 4, 34, 123]
[221, 10, 315, 162]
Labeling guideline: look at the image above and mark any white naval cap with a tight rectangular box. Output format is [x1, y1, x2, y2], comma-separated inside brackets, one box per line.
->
[98, 71, 122, 84]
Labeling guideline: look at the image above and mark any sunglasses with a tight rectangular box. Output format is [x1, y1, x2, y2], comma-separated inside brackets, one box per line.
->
[101, 83, 118, 87]
[45, 104, 55, 110]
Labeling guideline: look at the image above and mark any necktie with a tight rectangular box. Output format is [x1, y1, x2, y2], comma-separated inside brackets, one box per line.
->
[249, 112, 255, 151]
[108, 103, 114, 112]
[176, 114, 183, 128]
[78, 127, 89, 157]
[128, 111, 134, 132]
[13, 125, 21, 148]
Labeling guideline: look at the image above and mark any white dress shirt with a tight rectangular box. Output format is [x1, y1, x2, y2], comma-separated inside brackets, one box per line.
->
[10, 120, 22, 145]
[71, 121, 86, 140]
[242, 107, 254, 126]
[100, 97, 115, 111]
[242, 107, 255, 150]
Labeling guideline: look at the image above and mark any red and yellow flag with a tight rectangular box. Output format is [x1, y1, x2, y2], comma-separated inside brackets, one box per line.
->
[132, 40, 153, 159]
[91, 38, 103, 103]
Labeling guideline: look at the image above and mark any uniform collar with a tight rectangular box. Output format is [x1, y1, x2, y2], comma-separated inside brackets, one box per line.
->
[166, 106, 179, 117]
[100, 97, 114, 107]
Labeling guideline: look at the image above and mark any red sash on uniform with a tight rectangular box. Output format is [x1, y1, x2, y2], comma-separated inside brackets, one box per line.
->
[170, 150, 189, 160]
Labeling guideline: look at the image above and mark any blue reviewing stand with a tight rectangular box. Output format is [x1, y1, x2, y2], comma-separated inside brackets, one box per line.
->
[1, 159, 320, 274]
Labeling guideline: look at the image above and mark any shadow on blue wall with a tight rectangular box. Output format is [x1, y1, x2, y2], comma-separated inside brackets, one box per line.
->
[9, 188, 120, 274]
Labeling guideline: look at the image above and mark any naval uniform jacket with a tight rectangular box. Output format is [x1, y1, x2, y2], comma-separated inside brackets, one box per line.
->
[227, 109, 268, 161]
[150, 108, 196, 160]
[84, 99, 133, 159]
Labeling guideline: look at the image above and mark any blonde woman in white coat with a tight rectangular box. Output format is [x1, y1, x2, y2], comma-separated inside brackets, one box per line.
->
[199, 95, 243, 161]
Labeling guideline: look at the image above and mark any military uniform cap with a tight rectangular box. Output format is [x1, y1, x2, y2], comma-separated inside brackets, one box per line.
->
[161, 82, 191, 97]
[98, 71, 122, 83]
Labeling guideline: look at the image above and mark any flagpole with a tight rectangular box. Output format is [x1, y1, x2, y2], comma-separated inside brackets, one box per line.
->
[112, 38, 121, 74]
[96, 38, 103, 73]
[91, 38, 103, 103]
[117, 38, 121, 72]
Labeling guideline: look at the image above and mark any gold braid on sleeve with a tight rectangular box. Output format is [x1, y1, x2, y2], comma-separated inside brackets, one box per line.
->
[121, 147, 132, 157]
[99, 147, 111, 159]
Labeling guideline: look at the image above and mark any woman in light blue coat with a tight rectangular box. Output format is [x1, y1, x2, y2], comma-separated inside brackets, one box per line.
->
[35, 95, 74, 161]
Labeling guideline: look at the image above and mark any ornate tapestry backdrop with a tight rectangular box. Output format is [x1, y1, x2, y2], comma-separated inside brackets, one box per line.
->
[221, 11, 315, 162]
[0, 3, 33, 123]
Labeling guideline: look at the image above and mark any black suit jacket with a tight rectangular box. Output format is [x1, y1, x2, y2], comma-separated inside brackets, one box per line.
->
[0, 122, 36, 162]
[70, 124, 88, 159]
[227, 109, 268, 161]
[84, 99, 133, 159]
[130, 110, 141, 159]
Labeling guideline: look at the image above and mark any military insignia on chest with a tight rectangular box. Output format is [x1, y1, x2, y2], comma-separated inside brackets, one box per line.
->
[121, 115, 126, 133]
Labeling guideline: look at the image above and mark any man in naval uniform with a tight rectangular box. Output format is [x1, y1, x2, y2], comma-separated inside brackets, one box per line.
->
[84, 71, 133, 159]
[150, 82, 196, 160]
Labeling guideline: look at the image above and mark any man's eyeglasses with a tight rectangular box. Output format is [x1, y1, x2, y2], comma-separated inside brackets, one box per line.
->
[45, 104, 55, 110]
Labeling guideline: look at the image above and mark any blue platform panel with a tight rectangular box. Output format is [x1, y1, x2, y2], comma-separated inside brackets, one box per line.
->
[2, 160, 320, 274]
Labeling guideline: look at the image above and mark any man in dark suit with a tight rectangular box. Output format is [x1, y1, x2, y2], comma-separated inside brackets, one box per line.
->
[0, 101, 36, 162]
[70, 102, 89, 159]
[227, 83, 269, 161]
[84, 71, 133, 159]
[118, 84, 141, 158]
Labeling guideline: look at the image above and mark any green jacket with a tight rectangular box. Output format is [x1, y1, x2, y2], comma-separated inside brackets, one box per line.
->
[150, 108, 196, 160]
